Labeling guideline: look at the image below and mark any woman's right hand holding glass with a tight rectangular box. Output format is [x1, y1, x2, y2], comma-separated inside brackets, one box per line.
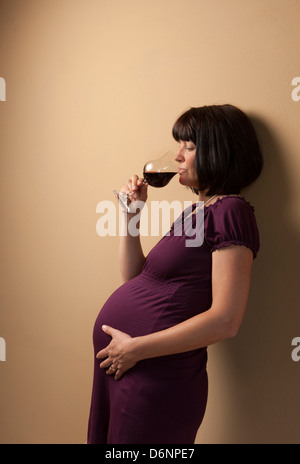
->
[119, 175, 148, 211]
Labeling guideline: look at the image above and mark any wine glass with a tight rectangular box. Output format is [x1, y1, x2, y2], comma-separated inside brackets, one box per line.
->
[113, 151, 177, 212]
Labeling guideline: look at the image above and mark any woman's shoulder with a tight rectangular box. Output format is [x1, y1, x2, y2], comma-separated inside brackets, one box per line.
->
[204, 195, 260, 258]
[205, 195, 255, 214]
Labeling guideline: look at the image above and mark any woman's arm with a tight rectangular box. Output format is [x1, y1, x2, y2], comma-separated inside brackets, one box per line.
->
[118, 175, 148, 282]
[133, 244, 253, 357]
[98, 244, 253, 379]
[119, 211, 146, 282]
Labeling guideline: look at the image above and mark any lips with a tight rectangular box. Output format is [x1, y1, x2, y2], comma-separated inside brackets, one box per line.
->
[178, 169, 187, 174]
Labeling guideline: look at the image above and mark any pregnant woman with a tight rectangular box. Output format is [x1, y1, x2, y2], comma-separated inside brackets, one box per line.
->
[87, 104, 263, 444]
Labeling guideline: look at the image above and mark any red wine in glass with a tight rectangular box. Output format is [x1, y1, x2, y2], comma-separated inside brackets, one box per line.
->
[142, 171, 177, 188]
[113, 151, 177, 211]
[142, 151, 178, 187]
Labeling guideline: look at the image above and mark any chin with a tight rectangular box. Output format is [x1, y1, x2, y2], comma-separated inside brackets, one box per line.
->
[179, 175, 199, 190]
[179, 176, 189, 186]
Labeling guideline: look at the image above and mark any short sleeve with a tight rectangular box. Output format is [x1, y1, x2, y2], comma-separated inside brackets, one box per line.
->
[204, 197, 260, 259]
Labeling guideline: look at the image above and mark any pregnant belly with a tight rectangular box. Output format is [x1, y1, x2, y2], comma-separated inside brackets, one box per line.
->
[93, 272, 181, 353]
[93, 271, 212, 355]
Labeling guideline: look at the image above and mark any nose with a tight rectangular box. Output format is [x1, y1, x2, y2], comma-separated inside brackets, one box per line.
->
[175, 146, 184, 163]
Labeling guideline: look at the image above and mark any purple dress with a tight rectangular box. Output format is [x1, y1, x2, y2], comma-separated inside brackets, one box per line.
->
[87, 196, 260, 444]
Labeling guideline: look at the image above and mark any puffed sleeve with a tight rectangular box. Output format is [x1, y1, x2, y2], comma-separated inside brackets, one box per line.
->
[205, 197, 260, 259]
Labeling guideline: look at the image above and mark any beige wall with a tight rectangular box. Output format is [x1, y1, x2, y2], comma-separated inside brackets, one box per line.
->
[0, 0, 299, 444]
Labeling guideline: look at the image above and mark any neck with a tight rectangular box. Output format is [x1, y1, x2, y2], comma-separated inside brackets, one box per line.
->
[198, 192, 242, 206]
[198, 191, 209, 202]
[198, 191, 218, 205]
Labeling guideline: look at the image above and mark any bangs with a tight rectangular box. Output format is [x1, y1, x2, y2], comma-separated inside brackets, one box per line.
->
[172, 110, 197, 143]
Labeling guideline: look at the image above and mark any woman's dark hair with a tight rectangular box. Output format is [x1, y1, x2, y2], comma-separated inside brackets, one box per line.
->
[172, 104, 263, 195]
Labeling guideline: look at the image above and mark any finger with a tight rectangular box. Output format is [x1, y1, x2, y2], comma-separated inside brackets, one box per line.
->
[102, 325, 119, 337]
[132, 175, 144, 201]
[131, 175, 139, 191]
[141, 181, 148, 192]
[114, 369, 123, 381]
[99, 358, 112, 369]
[96, 347, 109, 359]
[106, 365, 118, 376]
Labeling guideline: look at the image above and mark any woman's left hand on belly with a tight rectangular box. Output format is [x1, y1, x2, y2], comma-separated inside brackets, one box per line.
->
[96, 325, 139, 380]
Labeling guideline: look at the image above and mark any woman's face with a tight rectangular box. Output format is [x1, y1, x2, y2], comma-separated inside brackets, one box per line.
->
[175, 140, 198, 189]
